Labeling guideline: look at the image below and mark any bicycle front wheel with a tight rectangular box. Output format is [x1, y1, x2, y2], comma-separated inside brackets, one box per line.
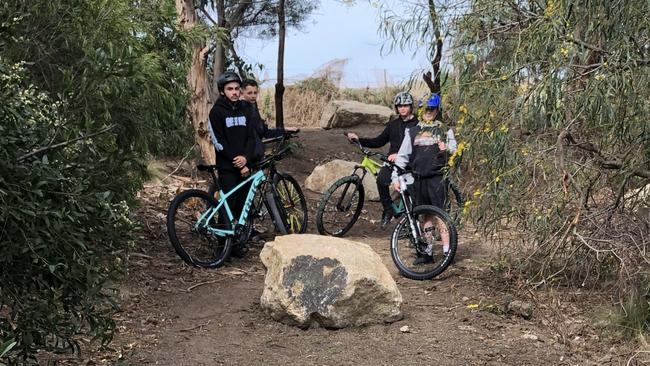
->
[273, 173, 308, 234]
[390, 205, 457, 280]
[167, 189, 233, 268]
[316, 175, 365, 237]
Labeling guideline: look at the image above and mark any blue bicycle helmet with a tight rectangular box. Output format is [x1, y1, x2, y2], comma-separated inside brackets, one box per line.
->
[426, 94, 441, 109]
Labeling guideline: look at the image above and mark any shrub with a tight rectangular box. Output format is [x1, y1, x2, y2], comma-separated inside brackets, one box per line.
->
[0, 60, 133, 362]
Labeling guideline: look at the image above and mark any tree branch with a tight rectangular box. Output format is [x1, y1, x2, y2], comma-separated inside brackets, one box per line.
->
[17, 125, 116, 162]
[569, 139, 650, 179]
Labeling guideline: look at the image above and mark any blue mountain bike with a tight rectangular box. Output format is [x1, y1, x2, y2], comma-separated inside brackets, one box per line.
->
[166, 131, 307, 268]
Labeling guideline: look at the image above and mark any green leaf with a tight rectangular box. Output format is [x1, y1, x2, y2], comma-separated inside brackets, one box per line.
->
[0, 340, 16, 358]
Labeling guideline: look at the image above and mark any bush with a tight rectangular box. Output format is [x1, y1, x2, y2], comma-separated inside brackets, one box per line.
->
[0, 60, 133, 362]
[451, 0, 650, 327]
[0, 0, 189, 361]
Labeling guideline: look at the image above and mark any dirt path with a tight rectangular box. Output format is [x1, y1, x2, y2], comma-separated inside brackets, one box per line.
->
[104, 126, 622, 365]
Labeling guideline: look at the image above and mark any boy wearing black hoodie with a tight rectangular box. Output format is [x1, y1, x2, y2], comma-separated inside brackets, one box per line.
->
[208, 71, 263, 233]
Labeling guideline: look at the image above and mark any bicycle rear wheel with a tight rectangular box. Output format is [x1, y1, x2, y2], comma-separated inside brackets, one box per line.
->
[445, 180, 465, 227]
[316, 175, 365, 237]
[273, 173, 308, 234]
[167, 189, 233, 268]
[390, 205, 457, 280]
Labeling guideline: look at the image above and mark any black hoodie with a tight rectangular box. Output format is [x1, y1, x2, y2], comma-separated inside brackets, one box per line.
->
[358, 115, 419, 155]
[208, 96, 263, 171]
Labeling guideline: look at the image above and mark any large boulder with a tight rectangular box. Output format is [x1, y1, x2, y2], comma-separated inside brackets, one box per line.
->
[305, 159, 380, 201]
[260, 234, 403, 329]
[320, 100, 393, 129]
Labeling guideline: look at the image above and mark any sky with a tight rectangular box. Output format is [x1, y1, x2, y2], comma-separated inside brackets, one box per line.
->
[236, 1, 432, 88]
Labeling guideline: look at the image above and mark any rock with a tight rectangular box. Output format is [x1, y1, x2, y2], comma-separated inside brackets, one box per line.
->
[304, 159, 380, 201]
[320, 100, 394, 129]
[504, 298, 534, 319]
[400, 325, 410, 333]
[522, 333, 539, 341]
[260, 234, 403, 329]
[458, 325, 477, 332]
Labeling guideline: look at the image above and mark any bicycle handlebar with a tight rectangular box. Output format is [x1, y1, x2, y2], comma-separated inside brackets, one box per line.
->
[263, 128, 300, 144]
[342, 132, 408, 173]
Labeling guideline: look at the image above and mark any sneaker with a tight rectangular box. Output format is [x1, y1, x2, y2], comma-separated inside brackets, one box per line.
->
[381, 209, 394, 228]
[413, 254, 434, 265]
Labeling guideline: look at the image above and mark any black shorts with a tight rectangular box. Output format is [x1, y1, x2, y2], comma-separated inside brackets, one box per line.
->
[411, 176, 447, 209]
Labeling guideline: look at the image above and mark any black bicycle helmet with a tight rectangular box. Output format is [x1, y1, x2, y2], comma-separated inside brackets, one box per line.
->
[217, 71, 242, 92]
[393, 91, 414, 107]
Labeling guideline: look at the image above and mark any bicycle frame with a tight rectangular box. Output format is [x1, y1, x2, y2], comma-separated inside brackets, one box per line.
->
[351, 152, 406, 216]
[396, 173, 423, 244]
[197, 170, 267, 237]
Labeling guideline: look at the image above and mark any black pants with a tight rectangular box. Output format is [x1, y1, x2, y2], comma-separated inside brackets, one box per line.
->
[412, 175, 447, 208]
[217, 169, 252, 221]
[376, 165, 393, 210]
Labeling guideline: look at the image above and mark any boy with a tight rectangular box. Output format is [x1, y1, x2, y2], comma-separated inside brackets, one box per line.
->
[391, 94, 457, 264]
[346, 91, 418, 227]
[208, 71, 263, 255]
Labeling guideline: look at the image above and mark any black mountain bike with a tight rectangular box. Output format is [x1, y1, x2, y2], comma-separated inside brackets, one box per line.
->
[315, 134, 464, 236]
[390, 165, 458, 280]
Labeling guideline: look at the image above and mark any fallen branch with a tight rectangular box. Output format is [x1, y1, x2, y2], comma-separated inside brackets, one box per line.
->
[161, 143, 198, 183]
[186, 277, 228, 292]
[178, 320, 211, 332]
[130, 253, 154, 259]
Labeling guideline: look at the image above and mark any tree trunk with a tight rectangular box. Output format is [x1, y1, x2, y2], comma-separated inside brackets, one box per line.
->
[423, 0, 443, 94]
[274, 0, 286, 128]
[212, 0, 227, 99]
[176, 0, 215, 164]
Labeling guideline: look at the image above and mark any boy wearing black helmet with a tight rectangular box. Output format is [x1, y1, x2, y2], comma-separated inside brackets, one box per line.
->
[208, 71, 263, 254]
[391, 94, 457, 264]
[346, 91, 419, 227]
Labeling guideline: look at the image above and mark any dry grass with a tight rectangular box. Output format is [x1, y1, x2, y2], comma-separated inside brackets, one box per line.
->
[257, 77, 423, 128]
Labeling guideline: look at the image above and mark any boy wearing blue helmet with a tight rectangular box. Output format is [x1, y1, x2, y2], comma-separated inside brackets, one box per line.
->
[346, 91, 419, 227]
[391, 94, 457, 264]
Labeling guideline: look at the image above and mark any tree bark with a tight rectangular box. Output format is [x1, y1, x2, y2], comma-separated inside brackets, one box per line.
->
[176, 0, 215, 164]
[423, 0, 443, 94]
[212, 0, 227, 99]
[274, 0, 286, 128]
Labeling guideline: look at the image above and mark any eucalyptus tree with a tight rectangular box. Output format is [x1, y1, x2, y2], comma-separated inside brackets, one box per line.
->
[175, 0, 318, 162]
[378, 0, 467, 93]
[452, 0, 650, 312]
[379, 0, 650, 325]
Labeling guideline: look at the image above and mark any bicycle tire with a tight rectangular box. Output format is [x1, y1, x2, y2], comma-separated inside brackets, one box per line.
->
[390, 205, 457, 280]
[167, 189, 233, 268]
[273, 173, 308, 234]
[208, 182, 218, 199]
[316, 175, 365, 237]
[264, 190, 288, 235]
[446, 181, 465, 227]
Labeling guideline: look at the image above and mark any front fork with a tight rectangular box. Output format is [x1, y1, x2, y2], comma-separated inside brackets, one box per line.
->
[336, 167, 367, 211]
[398, 175, 423, 247]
